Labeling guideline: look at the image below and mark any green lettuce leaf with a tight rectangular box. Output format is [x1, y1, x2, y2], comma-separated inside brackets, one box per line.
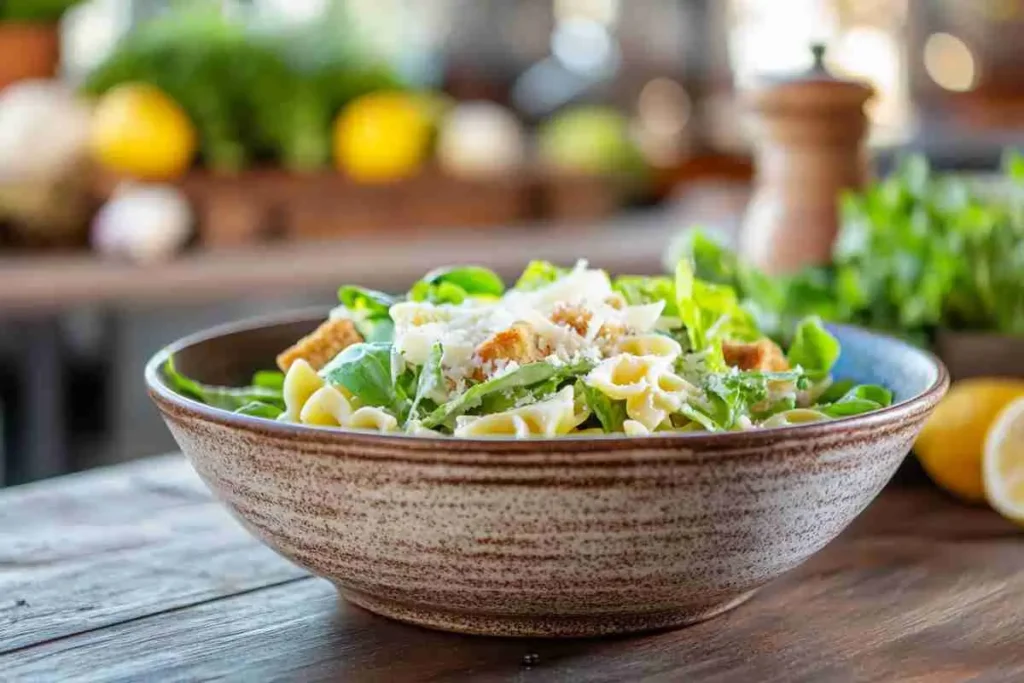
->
[513, 260, 569, 291]
[163, 357, 285, 411]
[409, 265, 505, 305]
[234, 401, 283, 419]
[612, 275, 678, 316]
[251, 370, 285, 391]
[786, 317, 841, 379]
[818, 383, 893, 418]
[675, 259, 761, 360]
[336, 286, 397, 343]
[321, 342, 408, 416]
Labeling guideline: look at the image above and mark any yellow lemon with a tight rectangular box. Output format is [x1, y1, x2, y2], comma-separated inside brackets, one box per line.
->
[91, 82, 196, 180]
[333, 92, 432, 183]
[915, 378, 1024, 502]
[983, 396, 1024, 526]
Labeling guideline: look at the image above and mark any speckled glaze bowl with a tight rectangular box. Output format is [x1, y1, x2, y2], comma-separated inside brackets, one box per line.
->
[146, 312, 948, 638]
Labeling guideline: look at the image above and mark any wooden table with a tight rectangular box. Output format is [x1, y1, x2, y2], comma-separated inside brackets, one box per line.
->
[2, 455, 1021, 682]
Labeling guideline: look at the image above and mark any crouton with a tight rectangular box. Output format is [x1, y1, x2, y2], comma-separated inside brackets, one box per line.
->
[474, 323, 543, 368]
[549, 303, 628, 343]
[722, 339, 790, 372]
[550, 303, 592, 336]
[276, 318, 362, 372]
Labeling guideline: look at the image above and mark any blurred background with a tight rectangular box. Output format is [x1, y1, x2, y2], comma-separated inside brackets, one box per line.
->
[1, 0, 1023, 486]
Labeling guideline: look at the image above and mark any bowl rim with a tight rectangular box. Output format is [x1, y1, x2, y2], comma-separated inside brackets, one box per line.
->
[145, 309, 949, 453]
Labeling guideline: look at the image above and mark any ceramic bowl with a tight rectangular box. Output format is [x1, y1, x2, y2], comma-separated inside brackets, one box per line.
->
[146, 311, 948, 638]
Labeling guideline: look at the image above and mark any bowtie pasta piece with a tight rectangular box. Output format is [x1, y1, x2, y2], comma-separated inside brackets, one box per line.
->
[299, 385, 354, 427]
[623, 419, 650, 436]
[283, 359, 325, 421]
[760, 409, 829, 429]
[454, 386, 582, 438]
[616, 334, 682, 360]
[585, 354, 696, 431]
[347, 406, 399, 432]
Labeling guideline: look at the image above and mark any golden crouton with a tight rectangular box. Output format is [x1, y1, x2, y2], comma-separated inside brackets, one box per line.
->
[549, 303, 628, 342]
[276, 318, 362, 372]
[474, 323, 543, 369]
[722, 339, 790, 372]
[550, 303, 591, 336]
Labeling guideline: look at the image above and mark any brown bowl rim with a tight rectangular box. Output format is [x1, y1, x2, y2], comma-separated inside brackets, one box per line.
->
[145, 309, 949, 456]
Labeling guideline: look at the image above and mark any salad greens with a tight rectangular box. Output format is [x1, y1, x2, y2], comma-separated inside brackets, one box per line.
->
[163, 259, 892, 435]
[163, 358, 285, 412]
[676, 153, 1024, 344]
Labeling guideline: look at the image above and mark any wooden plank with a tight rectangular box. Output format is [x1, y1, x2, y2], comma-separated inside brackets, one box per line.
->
[0, 187, 749, 315]
[0, 215, 678, 315]
[2, 480, 1021, 682]
[0, 455, 305, 653]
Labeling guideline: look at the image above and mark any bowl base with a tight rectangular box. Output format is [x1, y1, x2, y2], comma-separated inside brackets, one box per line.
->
[337, 587, 758, 638]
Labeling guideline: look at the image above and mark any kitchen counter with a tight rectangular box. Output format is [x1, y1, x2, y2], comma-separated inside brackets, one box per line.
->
[1, 454, 1021, 682]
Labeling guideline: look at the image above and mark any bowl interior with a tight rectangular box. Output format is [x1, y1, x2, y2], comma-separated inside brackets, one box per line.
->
[829, 324, 940, 402]
[152, 312, 941, 410]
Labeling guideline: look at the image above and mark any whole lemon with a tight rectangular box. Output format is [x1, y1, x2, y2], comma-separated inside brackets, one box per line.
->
[333, 92, 432, 183]
[91, 83, 196, 180]
[915, 378, 1024, 502]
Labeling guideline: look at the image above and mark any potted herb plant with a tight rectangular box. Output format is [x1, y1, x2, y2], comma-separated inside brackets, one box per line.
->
[0, 0, 83, 90]
[670, 152, 1024, 380]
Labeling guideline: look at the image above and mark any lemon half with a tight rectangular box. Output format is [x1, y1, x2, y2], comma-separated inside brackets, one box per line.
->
[915, 378, 1024, 502]
[983, 396, 1024, 526]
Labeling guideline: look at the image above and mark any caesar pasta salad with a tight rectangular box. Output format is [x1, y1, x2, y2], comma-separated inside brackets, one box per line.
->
[163, 259, 893, 437]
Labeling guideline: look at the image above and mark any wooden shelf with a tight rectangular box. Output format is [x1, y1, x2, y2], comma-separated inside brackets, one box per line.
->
[0, 213, 681, 314]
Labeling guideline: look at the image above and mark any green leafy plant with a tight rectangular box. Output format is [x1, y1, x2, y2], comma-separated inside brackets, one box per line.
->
[675, 153, 1024, 344]
[1, 0, 84, 22]
[82, 6, 400, 172]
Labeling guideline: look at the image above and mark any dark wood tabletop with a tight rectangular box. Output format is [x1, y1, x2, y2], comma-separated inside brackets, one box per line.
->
[1, 454, 1022, 683]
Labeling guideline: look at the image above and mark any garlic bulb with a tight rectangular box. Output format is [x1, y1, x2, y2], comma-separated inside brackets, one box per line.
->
[436, 101, 525, 179]
[92, 183, 193, 263]
[0, 80, 92, 183]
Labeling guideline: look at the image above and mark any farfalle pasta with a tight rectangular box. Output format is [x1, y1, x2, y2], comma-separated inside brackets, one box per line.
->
[454, 386, 583, 438]
[280, 358, 396, 432]
[164, 259, 894, 437]
[584, 354, 694, 431]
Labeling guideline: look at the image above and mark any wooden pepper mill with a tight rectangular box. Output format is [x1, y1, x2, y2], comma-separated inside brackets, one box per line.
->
[739, 44, 874, 275]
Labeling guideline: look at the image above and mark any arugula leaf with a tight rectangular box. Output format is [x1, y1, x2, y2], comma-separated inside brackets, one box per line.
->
[320, 342, 408, 416]
[577, 380, 627, 433]
[513, 260, 569, 291]
[234, 401, 283, 419]
[786, 317, 840, 379]
[409, 342, 446, 421]
[675, 403, 722, 432]
[421, 360, 588, 429]
[162, 357, 285, 411]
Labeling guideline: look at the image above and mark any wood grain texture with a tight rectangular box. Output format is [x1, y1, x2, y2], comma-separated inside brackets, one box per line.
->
[0, 212, 686, 314]
[1, 456, 1023, 682]
[0, 455, 305, 653]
